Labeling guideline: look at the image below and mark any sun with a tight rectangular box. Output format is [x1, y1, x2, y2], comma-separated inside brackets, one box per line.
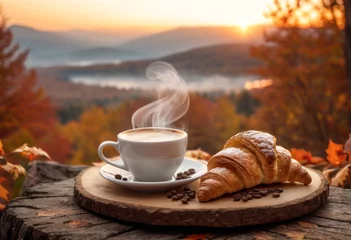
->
[237, 20, 250, 33]
[239, 22, 248, 32]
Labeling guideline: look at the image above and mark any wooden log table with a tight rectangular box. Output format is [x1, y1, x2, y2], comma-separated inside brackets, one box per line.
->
[1, 177, 351, 240]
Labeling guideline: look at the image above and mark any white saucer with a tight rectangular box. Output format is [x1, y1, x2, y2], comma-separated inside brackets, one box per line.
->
[99, 158, 207, 192]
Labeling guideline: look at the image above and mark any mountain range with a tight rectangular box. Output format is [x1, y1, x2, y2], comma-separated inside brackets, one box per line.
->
[11, 24, 268, 67]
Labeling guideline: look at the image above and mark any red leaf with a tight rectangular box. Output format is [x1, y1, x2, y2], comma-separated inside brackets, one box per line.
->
[184, 234, 211, 240]
[0, 177, 9, 202]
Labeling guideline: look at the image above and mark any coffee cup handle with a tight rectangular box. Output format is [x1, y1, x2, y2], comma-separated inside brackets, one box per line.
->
[97, 141, 128, 171]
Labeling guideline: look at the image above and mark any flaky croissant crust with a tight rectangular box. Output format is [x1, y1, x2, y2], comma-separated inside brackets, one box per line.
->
[197, 130, 312, 202]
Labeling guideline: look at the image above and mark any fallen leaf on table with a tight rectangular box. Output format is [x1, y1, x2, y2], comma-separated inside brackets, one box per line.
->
[0, 203, 6, 211]
[297, 221, 318, 229]
[330, 164, 351, 188]
[0, 162, 26, 179]
[322, 168, 340, 183]
[12, 144, 51, 161]
[290, 148, 312, 165]
[290, 148, 325, 165]
[64, 219, 90, 228]
[284, 231, 306, 240]
[0, 140, 4, 156]
[184, 234, 211, 240]
[254, 232, 273, 240]
[186, 149, 212, 161]
[0, 177, 9, 202]
[325, 139, 346, 165]
[37, 210, 60, 217]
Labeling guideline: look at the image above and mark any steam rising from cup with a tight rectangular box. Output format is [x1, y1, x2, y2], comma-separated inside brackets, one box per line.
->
[131, 61, 190, 129]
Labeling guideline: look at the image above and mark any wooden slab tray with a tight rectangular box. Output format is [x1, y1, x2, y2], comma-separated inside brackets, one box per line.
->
[74, 165, 329, 227]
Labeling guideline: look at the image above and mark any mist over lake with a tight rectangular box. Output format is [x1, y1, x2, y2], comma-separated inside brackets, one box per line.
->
[69, 74, 258, 92]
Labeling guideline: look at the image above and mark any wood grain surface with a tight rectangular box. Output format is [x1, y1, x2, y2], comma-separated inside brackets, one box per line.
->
[2, 177, 351, 240]
[74, 166, 328, 227]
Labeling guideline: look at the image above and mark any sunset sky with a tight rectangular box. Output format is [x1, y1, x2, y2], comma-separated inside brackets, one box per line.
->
[3, 0, 272, 32]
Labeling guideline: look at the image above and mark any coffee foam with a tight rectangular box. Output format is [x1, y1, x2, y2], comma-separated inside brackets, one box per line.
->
[120, 129, 184, 142]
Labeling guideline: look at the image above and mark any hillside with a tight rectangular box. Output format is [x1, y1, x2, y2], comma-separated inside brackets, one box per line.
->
[13, 24, 268, 67]
[11, 25, 129, 66]
[118, 26, 266, 58]
[47, 43, 261, 78]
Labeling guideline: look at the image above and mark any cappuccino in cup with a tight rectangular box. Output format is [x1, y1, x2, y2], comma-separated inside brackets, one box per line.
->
[98, 127, 187, 182]
[119, 128, 184, 142]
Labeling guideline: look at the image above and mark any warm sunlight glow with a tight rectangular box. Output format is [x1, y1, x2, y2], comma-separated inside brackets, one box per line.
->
[239, 22, 249, 32]
[3, 0, 272, 31]
[245, 79, 273, 90]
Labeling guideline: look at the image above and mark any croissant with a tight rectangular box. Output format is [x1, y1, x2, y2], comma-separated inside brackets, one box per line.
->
[196, 130, 312, 202]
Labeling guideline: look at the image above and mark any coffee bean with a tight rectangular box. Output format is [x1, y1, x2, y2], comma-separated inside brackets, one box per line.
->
[267, 188, 273, 193]
[166, 192, 173, 198]
[246, 194, 253, 200]
[253, 188, 260, 192]
[188, 168, 196, 174]
[177, 193, 184, 198]
[181, 198, 189, 204]
[171, 190, 177, 195]
[183, 171, 190, 176]
[172, 195, 179, 200]
[122, 177, 128, 181]
[114, 174, 122, 180]
[253, 194, 261, 199]
[260, 190, 268, 196]
[246, 190, 253, 194]
[233, 193, 242, 198]
[242, 197, 248, 202]
[189, 192, 196, 199]
[233, 196, 241, 201]
[276, 188, 284, 193]
[184, 196, 191, 201]
[272, 192, 280, 198]
[176, 172, 183, 177]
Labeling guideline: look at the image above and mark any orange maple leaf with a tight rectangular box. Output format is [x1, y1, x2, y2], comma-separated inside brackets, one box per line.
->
[12, 144, 51, 161]
[325, 139, 347, 165]
[0, 139, 5, 156]
[290, 148, 312, 165]
[0, 162, 26, 180]
[0, 177, 9, 202]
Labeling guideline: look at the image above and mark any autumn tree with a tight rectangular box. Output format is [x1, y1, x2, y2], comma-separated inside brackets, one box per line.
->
[250, 0, 348, 155]
[344, 0, 351, 94]
[0, 15, 70, 160]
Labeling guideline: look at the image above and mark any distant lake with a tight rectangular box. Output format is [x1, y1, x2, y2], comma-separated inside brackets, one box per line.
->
[70, 74, 259, 92]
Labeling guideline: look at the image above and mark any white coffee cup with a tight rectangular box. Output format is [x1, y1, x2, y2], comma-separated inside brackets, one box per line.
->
[98, 127, 188, 182]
